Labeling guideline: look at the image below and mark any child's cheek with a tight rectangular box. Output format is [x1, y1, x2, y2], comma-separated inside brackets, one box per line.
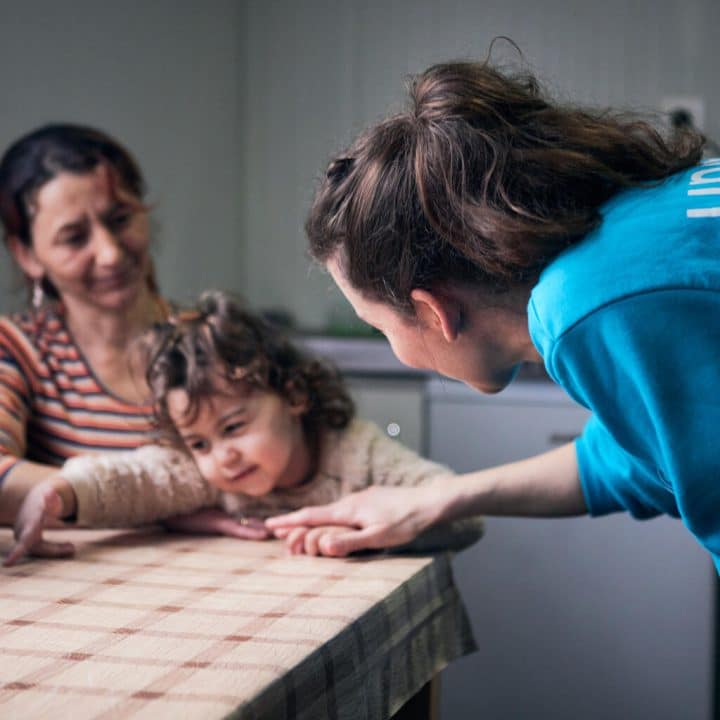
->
[196, 455, 219, 486]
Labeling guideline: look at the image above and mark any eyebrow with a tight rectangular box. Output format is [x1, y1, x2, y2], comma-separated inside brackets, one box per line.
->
[52, 201, 133, 239]
[53, 217, 88, 239]
[216, 406, 248, 427]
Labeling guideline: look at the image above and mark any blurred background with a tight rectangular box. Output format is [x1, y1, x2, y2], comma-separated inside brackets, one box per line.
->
[1, 3, 718, 718]
[1, 0, 718, 326]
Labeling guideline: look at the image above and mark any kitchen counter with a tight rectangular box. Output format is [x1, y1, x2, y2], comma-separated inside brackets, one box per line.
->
[296, 334, 550, 382]
[295, 334, 425, 377]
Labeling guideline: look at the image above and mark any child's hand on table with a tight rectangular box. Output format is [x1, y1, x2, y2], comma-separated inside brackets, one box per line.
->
[273, 524, 358, 556]
[163, 509, 271, 540]
[4, 477, 76, 566]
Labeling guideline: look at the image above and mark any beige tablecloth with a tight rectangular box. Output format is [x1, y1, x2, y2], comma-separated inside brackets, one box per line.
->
[0, 528, 476, 720]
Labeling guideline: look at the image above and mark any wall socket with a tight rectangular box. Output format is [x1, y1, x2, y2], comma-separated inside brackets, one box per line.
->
[660, 95, 705, 131]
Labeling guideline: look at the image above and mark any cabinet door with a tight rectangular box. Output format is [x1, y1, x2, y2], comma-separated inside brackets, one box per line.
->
[429, 397, 590, 468]
[428, 381, 714, 720]
[345, 376, 425, 453]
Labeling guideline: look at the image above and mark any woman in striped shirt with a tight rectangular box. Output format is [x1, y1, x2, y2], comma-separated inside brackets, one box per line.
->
[0, 124, 170, 529]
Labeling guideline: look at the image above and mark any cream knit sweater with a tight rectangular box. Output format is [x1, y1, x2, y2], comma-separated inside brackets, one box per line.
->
[60, 419, 483, 552]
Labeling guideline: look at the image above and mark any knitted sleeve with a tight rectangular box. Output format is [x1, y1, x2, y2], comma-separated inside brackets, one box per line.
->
[61, 444, 220, 527]
[361, 421, 485, 553]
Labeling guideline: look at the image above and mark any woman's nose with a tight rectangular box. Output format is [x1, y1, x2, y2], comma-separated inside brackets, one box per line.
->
[92, 224, 125, 266]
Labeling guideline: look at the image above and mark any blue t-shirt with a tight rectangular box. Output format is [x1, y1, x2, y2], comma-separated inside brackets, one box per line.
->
[528, 159, 720, 570]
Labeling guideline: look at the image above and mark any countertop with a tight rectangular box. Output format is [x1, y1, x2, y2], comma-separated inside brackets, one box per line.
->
[295, 333, 551, 383]
[295, 334, 427, 377]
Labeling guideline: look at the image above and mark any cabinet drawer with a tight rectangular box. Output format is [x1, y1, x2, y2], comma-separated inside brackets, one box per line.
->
[429, 396, 590, 470]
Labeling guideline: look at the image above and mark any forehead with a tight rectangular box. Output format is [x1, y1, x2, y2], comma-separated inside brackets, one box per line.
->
[31, 165, 132, 228]
[165, 379, 251, 429]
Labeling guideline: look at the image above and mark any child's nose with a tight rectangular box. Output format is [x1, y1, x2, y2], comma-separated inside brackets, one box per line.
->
[216, 441, 240, 468]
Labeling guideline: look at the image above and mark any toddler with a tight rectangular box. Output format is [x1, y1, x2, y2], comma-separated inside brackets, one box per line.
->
[5, 291, 482, 564]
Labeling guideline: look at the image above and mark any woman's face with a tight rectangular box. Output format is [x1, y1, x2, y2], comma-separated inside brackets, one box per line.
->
[327, 257, 436, 370]
[17, 164, 152, 313]
[327, 256, 533, 393]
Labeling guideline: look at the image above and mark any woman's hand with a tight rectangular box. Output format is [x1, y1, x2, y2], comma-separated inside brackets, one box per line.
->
[267, 485, 443, 557]
[4, 481, 75, 566]
[279, 524, 356, 556]
[163, 509, 271, 540]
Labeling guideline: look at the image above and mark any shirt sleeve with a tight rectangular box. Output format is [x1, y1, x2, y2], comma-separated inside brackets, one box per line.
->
[0, 325, 33, 482]
[576, 415, 670, 518]
[61, 444, 220, 527]
[364, 422, 457, 488]
[547, 289, 720, 548]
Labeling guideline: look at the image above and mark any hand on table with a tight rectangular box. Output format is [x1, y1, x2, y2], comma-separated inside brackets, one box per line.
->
[4, 481, 75, 566]
[274, 524, 358, 556]
[163, 509, 271, 540]
[267, 485, 442, 557]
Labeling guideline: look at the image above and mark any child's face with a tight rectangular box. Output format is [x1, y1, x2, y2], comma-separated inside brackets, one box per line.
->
[166, 379, 311, 497]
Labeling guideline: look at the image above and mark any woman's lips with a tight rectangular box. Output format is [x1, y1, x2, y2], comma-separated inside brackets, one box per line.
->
[92, 267, 136, 290]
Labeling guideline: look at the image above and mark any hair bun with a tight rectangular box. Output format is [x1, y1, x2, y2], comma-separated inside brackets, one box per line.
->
[326, 157, 354, 182]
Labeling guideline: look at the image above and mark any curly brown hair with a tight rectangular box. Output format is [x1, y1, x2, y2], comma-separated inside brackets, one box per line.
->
[144, 290, 354, 446]
[306, 60, 705, 312]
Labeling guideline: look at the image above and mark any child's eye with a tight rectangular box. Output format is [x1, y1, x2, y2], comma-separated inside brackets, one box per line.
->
[224, 421, 246, 435]
[187, 439, 209, 453]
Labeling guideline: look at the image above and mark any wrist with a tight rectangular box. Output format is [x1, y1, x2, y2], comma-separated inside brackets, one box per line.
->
[422, 479, 461, 527]
[430, 472, 488, 524]
[47, 475, 77, 520]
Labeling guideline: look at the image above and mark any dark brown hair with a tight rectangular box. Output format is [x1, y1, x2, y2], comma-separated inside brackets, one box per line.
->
[0, 123, 147, 300]
[145, 290, 354, 446]
[307, 60, 705, 312]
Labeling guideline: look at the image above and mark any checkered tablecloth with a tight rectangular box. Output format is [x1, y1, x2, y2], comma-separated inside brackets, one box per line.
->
[0, 528, 476, 720]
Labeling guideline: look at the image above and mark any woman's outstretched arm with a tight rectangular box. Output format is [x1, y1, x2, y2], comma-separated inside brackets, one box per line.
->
[267, 443, 586, 556]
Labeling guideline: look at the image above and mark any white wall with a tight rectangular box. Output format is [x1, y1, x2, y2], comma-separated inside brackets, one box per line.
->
[0, 0, 244, 312]
[2, 1, 718, 324]
[239, 0, 720, 328]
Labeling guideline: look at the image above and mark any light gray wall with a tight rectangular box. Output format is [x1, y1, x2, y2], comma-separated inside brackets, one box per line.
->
[240, 0, 720, 329]
[0, 0, 244, 312]
[2, 2, 718, 324]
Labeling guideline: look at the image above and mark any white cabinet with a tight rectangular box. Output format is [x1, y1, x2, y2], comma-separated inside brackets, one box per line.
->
[428, 379, 715, 720]
[297, 336, 428, 454]
[345, 375, 426, 454]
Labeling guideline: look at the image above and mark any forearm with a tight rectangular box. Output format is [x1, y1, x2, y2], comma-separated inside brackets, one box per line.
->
[267, 443, 587, 557]
[61, 446, 216, 527]
[436, 443, 587, 523]
[0, 460, 62, 524]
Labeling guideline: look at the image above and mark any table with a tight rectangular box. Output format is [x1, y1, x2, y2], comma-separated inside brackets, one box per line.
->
[0, 528, 476, 720]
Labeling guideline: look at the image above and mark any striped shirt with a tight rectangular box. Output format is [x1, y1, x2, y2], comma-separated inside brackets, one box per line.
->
[0, 305, 156, 481]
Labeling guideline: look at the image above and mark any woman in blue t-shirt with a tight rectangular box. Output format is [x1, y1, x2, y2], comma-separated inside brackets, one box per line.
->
[267, 59, 720, 569]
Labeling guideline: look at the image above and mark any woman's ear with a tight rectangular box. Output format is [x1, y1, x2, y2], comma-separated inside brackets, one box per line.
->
[409, 288, 463, 342]
[7, 236, 44, 280]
